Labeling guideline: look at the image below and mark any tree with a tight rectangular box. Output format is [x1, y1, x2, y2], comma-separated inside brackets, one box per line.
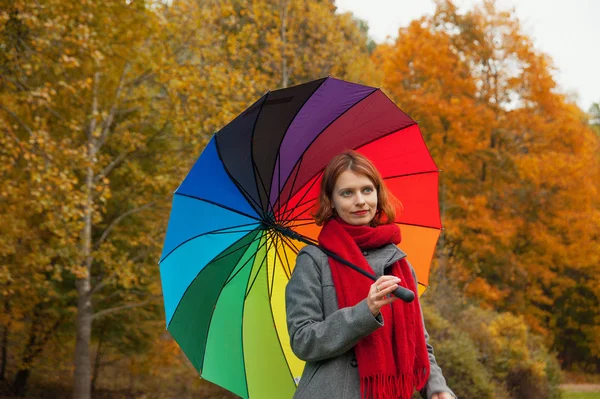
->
[373, 0, 600, 367]
[0, 0, 195, 396]
[1, 0, 378, 397]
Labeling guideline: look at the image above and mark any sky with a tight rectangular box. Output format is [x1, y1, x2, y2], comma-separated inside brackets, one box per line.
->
[335, 0, 600, 112]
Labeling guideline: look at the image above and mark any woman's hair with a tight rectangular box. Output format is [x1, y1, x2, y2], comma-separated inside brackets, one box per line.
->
[313, 150, 400, 226]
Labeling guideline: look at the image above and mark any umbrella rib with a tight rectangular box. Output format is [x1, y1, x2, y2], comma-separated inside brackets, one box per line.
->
[273, 87, 378, 209]
[248, 91, 275, 216]
[395, 221, 442, 230]
[278, 170, 323, 223]
[285, 220, 318, 229]
[208, 229, 261, 235]
[244, 234, 277, 300]
[174, 193, 263, 222]
[214, 129, 267, 217]
[159, 222, 262, 263]
[268, 230, 278, 299]
[383, 169, 440, 180]
[210, 231, 266, 271]
[284, 196, 317, 216]
[278, 232, 305, 253]
[278, 153, 305, 223]
[279, 195, 317, 224]
[273, 235, 292, 280]
[253, 159, 277, 217]
[222, 232, 270, 287]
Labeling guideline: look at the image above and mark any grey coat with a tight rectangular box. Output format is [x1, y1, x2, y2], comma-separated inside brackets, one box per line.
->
[285, 244, 456, 399]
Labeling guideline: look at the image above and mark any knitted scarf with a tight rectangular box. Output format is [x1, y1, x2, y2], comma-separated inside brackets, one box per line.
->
[318, 218, 430, 399]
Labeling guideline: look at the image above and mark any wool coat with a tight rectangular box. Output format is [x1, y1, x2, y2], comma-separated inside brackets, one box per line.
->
[285, 243, 456, 399]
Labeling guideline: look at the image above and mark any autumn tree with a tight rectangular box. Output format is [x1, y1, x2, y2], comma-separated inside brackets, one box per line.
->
[0, 0, 197, 397]
[1, 0, 378, 397]
[373, 0, 600, 368]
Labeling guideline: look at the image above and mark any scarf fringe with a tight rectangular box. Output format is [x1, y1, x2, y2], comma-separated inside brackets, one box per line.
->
[361, 371, 429, 399]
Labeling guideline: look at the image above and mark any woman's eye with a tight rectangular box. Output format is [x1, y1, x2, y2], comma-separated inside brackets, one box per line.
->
[363, 187, 373, 193]
[341, 190, 352, 197]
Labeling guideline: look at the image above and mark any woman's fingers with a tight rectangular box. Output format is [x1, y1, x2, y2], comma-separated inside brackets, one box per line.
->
[367, 275, 402, 316]
[375, 277, 401, 294]
[377, 283, 398, 298]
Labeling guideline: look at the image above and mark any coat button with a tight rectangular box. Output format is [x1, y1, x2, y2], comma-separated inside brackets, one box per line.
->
[362, 251, 368, 256]
[351, 359, 358, 367]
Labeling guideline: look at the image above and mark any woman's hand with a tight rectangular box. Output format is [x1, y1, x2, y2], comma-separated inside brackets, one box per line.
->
[367, 275, 401, 316]
[431, 392, 453, 399]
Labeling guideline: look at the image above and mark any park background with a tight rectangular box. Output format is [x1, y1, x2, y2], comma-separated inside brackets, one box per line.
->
[0, 0, 599, 398]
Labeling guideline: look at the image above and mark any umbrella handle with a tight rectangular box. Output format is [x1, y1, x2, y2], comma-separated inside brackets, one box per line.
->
[391, 286, 415, 302]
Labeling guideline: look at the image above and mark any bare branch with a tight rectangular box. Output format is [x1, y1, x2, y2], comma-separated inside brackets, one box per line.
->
[94, 116, 172, 186]
[90, 246, 152, 297]
[97, 63, 130, 151]
[93, 149, 136, 184]
[43, 104, 66, 121]
[0, 104, 33, 135]
[88, 71, 101, 145]
[91, 296, 160, 321]
[125, 69, 154, 88]
[2, 122, 26, 154]
[89, 274, 115, 297]
[94, 202, 155, 249]
[0, 73, 30, 92]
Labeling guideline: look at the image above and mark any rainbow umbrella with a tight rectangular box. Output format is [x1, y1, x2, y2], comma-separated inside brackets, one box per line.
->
[159, 77, 441, 398]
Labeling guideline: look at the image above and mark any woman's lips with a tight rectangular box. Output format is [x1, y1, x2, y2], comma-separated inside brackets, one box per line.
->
[352, 210, 368, 216]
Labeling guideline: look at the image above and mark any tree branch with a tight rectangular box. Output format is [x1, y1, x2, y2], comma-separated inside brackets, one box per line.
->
[94, 202, 155, 249]
[97, 63, 130, 151]
[93, 149, 137, 184]
[0, 104, 33, 135]
[89, 248, 152, 296]
[91, 296, 160, 321]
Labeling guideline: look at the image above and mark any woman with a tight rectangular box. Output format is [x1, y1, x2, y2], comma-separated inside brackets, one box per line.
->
[285, 151, 455, 399]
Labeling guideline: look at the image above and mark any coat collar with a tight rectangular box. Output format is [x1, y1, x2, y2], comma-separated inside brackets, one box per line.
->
[365, 244, 406, 277]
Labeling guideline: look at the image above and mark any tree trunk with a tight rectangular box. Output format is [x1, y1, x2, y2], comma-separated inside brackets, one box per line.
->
[73, 279, 93, 399]
[11, 307, 41, 397]
[12, 369, 29, 397]
[0, 302, 9, 381]
[73, 71, 99, 399]
[91, 327, 105, 392]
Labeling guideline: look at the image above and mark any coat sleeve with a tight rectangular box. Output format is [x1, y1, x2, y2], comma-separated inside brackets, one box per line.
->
[285, 251, 383, 363]
[408, 264, 457, 399]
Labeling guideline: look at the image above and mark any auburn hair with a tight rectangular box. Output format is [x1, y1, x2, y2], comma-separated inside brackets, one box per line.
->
[313, 150, 401, 226]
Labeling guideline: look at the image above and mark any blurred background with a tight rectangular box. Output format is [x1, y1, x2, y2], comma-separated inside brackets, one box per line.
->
[0, 0, 598, 398]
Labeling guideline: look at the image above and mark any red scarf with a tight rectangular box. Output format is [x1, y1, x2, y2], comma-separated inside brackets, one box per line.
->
[318, 218, 430, 399]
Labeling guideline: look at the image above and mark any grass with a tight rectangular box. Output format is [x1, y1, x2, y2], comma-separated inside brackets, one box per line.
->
[563, 392, 600, 399]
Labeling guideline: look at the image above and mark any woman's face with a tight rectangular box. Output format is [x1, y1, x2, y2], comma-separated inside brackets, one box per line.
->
[331, 170, 378, 226]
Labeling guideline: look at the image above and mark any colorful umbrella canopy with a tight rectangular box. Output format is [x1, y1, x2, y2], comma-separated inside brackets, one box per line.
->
[159, 77, 441, 398]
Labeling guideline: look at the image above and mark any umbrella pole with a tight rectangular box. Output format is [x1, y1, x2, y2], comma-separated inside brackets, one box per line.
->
[274, 225, 415, 303]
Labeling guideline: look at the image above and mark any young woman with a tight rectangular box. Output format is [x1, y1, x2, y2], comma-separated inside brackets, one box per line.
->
[285, 151, 455, 399]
